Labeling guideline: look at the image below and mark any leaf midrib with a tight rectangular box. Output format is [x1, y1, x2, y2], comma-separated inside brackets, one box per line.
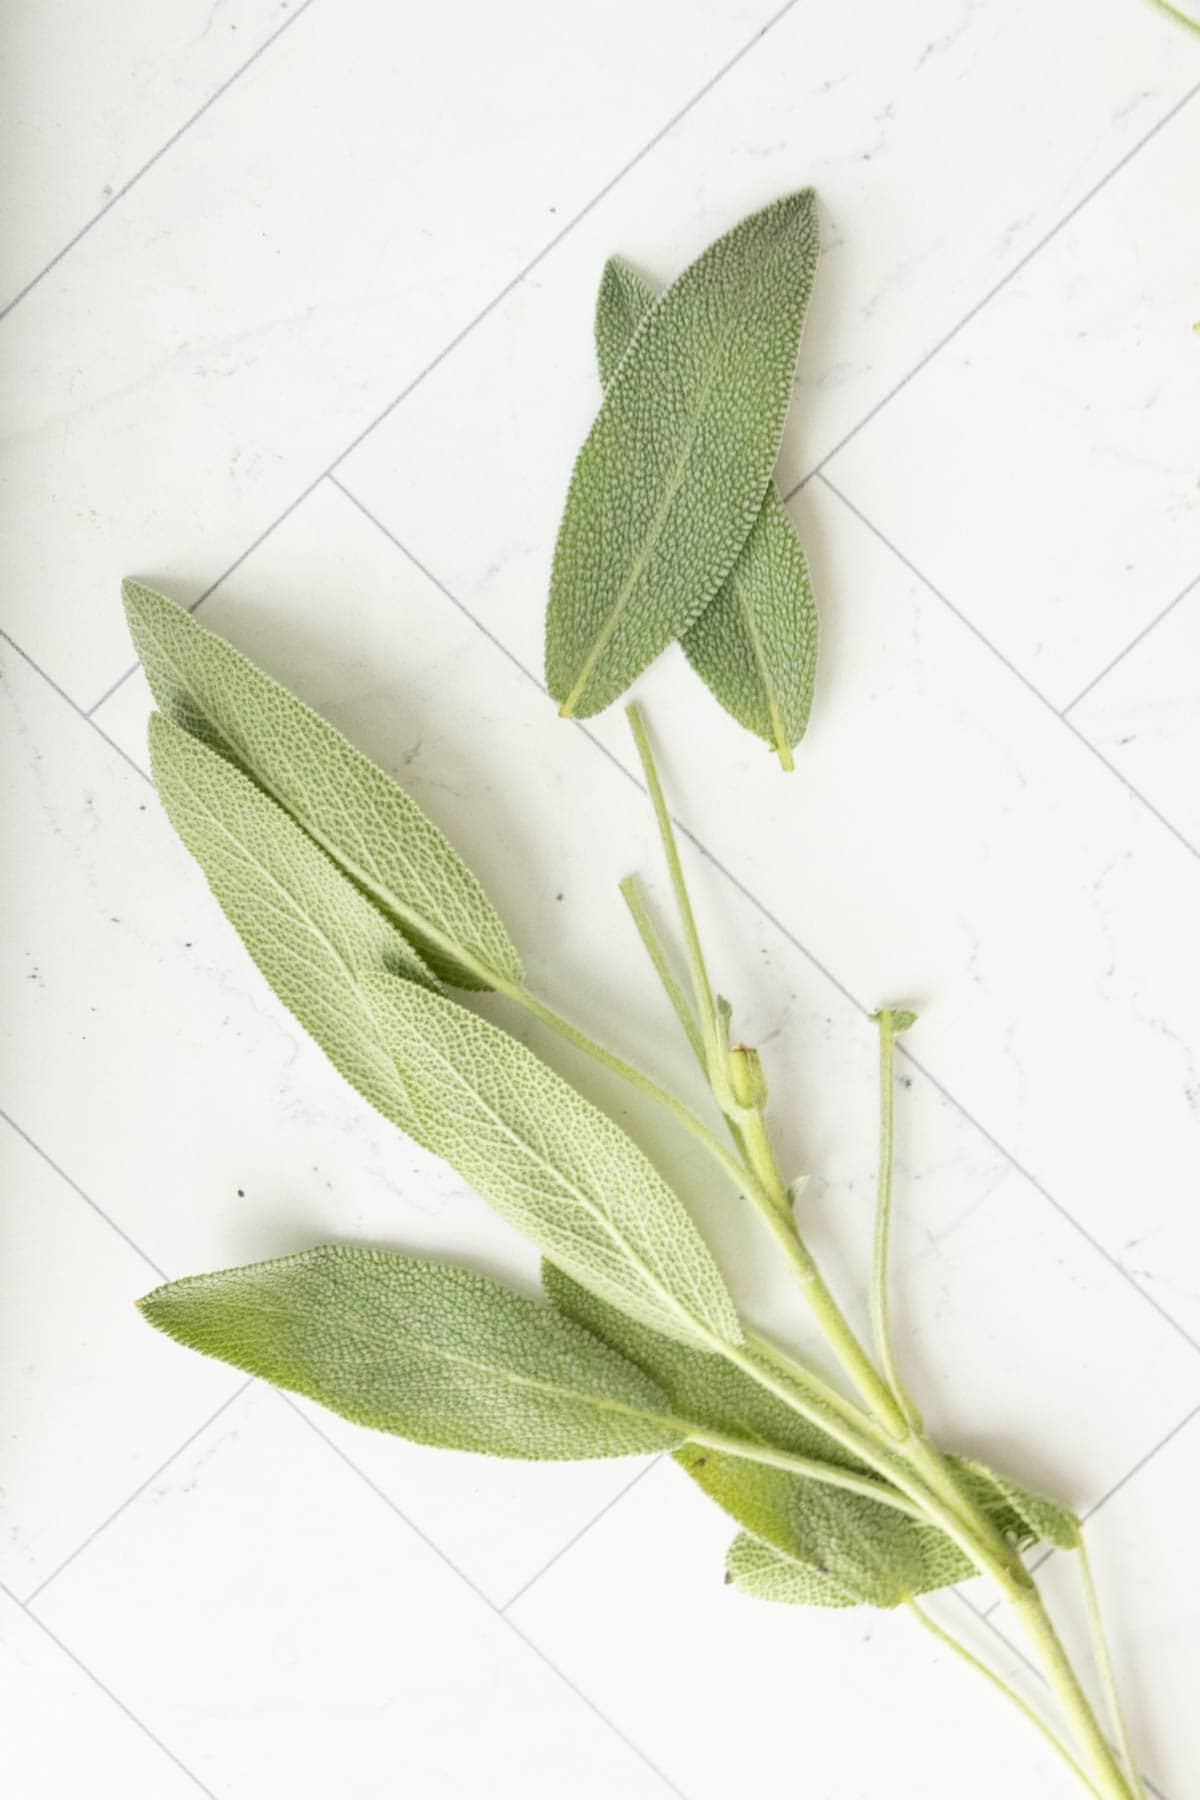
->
[215, 1289, 686, 1434]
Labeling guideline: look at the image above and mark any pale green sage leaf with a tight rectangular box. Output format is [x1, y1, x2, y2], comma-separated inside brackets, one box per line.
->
[544, 1259, 854, 1467]
[595, 255, 819, 767]
[125, 579, 521, 990]
[949, 1457, 1080, 1551]
[140, 1247, 685, 1459]
[362, 974, 743, 1351]
[547, 191, 820, 719]
[148, 711, 440, 1124]
[724, 1483, 977, 1610]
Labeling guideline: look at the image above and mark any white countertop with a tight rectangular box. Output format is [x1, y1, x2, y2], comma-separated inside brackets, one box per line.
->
[3, 3, 1199, 1796]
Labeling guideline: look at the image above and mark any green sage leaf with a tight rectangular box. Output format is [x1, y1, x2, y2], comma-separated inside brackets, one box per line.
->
[949, 1457, 1080, 1551]
[361, 973, 743, 1351]
[148, 711, 440, 1120]
[724, 1484, 976, 1611]
[547, 191, 820, 719]
[140, 1248, 685, 1459]
[544, 1259, 854, 1467]
[594, 257, 818, 767]
[125, 580, 521, 990]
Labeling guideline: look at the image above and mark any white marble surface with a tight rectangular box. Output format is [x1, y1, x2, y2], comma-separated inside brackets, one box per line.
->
[3, 4, 1200, 1797]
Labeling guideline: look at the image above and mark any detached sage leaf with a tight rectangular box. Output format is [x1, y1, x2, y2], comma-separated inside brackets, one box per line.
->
[362, 973, 743, 1351]
[148, 711, 439, 1121]
[125, 580, 521, 990]
[140, 1248, 684, 1459]
[595, 257, 818, 768]
[546, 191, 820, 719]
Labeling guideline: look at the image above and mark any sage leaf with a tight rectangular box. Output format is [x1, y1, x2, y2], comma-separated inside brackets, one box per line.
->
[546, 191, 820, 719]
[125, 580, 521, 990]
[595, 258, 818, 768]
[139, 1248, 685, 1459]
[949, 1457, 1080, 1551]
[544, 1260, 856, 1468]
[724, 1482, 977, 1611]
[148, 711, 440, 1120]
[362, 973, 743, 1351]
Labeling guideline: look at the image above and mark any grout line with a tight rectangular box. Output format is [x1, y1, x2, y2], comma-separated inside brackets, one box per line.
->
[985, 1397, 1200, 1604]
[328, 473, 1200, 1366]
[819, 472, 1200, 875]
[1061, 569, 1200, 718]
[974, 1602, 1171, 1800]
[0, 0, 321, 323]
[944, 1591, 1172, 1800]
[24, 1382, 254, 1608]
[2, 1577, 221, 1799]
[781, 76, 1200, 500]
[80, 52, 1200, 723]
[1, 625, 154, 784]
[282, 1397, 692, 1798]
[500, 1456, 663, 1614]
[81, 0, 802, 721]
[0, 1101, 164, 1277]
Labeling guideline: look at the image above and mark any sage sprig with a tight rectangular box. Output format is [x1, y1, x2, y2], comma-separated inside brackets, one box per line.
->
[130, 589, 1146, 1800]
[545, 193, 820, 737]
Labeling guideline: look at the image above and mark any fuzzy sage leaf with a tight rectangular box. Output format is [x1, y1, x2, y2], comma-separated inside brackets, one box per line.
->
[140, 1248, 686, 1459]
[546, 192, 819, 720]
[363, 974, 742, 1350]
[544, 1260, 857, 1469]
[125, 580, 521, 990]
[148, 711, 441, 1123]
[595, 257, 818, 768]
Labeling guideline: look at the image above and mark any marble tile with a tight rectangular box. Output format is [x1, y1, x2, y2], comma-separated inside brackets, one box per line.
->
[508, 1457, 1083, 1799]
[999, 1405, 1200, 1799]
[0, 1117, 239, 1599]
[1, 614, 662, 1605]
[0, 0, 768, 707]
[1070, 584, 1200, 852]
[826, 95, 1200, 708]
[339, 0, 1199, 654]
[33, 1385, 680, 1799]
[93, 483, 1200, 1518]
[0, 1586, 203, 1799]
[0, 0, 297, 309]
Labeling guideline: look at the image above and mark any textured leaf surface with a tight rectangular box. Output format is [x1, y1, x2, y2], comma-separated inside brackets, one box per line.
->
[126, 580, 521, 989]
[545, 1261, 855, 1467]
[950, 1457, 1080, 1550]
[594, 257, 818, 762]
[148, 712, 438, 1120]
[724, 1481, 976, 1610]
[547, 192, 820, 718]
[140, 1248, 685, 1459]
[723, 1458, 1077, 1610]
[362, 975, 742, 1351]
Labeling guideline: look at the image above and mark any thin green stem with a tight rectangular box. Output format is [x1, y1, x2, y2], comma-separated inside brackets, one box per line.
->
[749, 1194, 910, 1437]
[871, 1010, 924, 1431]
[1077, 1536, 1147, 1799]
[625, 703, 729, 1098]
[494, 974, 772, 1208]
[743, 1331, 879, 1436]
[684, 1428, 927, 1520]
[1009, 1588, 1137, 1799]
[1142, 0, 1200, 34]
[905, 1600, 1102, 1798]
[618, 875, 706, 1066]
